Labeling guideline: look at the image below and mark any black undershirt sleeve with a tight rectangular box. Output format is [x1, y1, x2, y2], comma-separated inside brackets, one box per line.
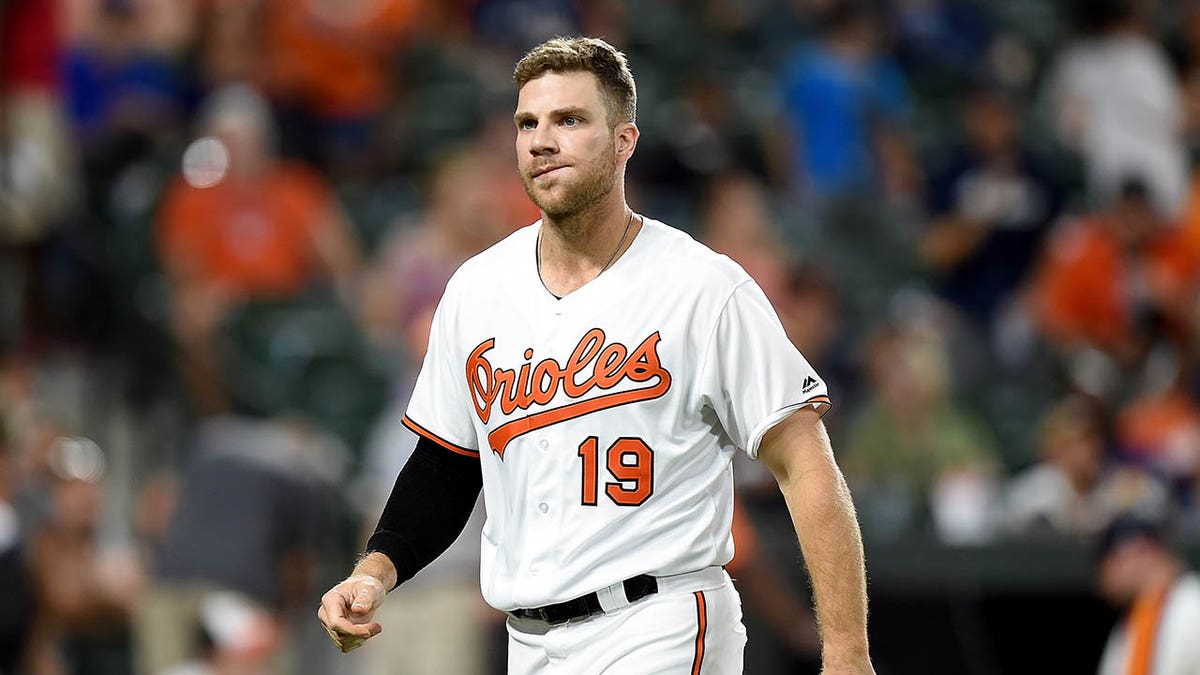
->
[365, 436, 483, 589]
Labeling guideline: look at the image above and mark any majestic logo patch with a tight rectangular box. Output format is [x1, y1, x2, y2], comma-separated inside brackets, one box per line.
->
[802, 376, 819, 393]
[466, 328, 671, 457]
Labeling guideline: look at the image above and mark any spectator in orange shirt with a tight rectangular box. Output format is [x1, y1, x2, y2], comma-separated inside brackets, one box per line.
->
[157, 84, 361, 413]
[1032, 179, 1200, 362]
[1118, 381, 1200, 484]
[260, 0, 425, 169]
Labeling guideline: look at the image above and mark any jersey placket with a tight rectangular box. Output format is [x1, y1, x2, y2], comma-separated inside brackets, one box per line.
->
[514, 306, 572, 600]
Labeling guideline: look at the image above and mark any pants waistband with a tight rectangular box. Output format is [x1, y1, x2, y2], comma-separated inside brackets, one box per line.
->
[507, 566, 728, 630]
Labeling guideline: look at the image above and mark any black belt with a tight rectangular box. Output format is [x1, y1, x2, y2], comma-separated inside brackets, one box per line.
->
[510, 574, 659, 625]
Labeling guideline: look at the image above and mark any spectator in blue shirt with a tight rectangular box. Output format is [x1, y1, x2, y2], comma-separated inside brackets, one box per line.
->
[774, 0, 916, 202]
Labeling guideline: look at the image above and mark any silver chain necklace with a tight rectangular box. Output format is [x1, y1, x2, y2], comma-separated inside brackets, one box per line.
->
[536, 210, 635, 297]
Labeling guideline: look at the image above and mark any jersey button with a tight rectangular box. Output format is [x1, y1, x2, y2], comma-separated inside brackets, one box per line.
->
[539, 439, 548, 450]
[538, 502, 549, 514]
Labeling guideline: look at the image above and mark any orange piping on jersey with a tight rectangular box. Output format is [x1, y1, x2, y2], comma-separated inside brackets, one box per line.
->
[467, 329, 673, 458]
[1126, 585, 1170, 675]
[691, 591, 707, 675]
[401, 416, 481, 458]
[803, 394, 832, 411]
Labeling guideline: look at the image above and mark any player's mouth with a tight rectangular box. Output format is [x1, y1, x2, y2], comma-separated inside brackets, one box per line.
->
[532, 164, 568, 179]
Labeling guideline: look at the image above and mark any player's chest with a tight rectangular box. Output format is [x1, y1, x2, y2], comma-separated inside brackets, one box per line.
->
[456, 303, 706, 454]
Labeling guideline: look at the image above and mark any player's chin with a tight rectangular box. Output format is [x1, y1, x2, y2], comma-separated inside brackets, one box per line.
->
[529, 190, 570, 215]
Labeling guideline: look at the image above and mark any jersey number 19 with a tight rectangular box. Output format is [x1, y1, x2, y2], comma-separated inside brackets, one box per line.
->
[578, 437, 655, 507]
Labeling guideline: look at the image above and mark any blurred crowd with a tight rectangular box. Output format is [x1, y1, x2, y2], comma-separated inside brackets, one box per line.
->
[6, 0, 1200, 672]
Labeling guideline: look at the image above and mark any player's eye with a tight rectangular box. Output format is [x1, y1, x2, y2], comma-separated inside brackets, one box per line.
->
[518, 119, 536, 131]
[563, 115, 580, 127]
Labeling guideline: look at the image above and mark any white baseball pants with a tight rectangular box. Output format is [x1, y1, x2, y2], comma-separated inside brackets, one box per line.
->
[505, 566, 746, 674]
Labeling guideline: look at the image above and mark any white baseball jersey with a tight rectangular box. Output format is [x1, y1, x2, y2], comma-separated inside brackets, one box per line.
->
[1098, 573, 1200, 675]
[402, 217, 830, 612]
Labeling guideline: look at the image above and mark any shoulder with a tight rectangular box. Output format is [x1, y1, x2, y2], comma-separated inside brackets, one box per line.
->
[635, 218, 754, 297]
[1161, 573, 1200, 662]
[441, 222, 539, 295]
[1173, 573, 1200, 611]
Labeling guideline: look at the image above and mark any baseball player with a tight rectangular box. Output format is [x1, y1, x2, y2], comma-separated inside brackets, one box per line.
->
[318, 36, 873, 674]
[1096, 516, 1200, 675]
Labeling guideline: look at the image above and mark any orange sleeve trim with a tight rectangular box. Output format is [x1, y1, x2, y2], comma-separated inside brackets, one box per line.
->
[803, 394, 832, 416]
[401, 416, 480, 458]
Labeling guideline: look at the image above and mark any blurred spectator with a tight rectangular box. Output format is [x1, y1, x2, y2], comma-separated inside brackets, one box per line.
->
[468, 0, 585, 50]
[0, 0, 76, 245]
[843, 319, 1001, 542]
[1171, 1, 1200, 153]
[63, 0, 194, 149]
[1177, 155, 1200, 251]
[26, 437, 141, 675]
[635, 72, 772, 205]
[1117, 381, 1200, 486]
[699, 172, 792, 304]
[772, 0, 917, 203]
[195, 0, 258, 88]
[1004, 396, 1171, 537]
[774, 262, 854, 435]
[1031, 179, 1200, 366]
[156, 84, 362, 414]
[135, 415, 343, 674]
[1043, 0, 1188, 216]
[887, 0, 996, 81]
[778, 263, 841, 365]
[260, 0, 425, 170]
[920, 85, 1065, 330]
[361, 145, 510, 353]
[1096, 516, 1200, 674]
[158, 591, 283, 675]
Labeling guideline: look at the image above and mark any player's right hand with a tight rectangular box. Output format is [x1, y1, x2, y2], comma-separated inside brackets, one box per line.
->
[317, 575, 386, 653]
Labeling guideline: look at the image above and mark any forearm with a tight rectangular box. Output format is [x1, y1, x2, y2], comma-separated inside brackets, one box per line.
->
[363, 437, 483, 589]
[764, 414, 870, 666]
[783, 463, 868, 661]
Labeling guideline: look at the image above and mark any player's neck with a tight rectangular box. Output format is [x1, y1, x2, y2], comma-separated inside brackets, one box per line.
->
[538, 196, 640, 297]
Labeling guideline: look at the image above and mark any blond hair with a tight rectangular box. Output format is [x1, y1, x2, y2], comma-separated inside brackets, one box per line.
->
[513, 36, 637, 126]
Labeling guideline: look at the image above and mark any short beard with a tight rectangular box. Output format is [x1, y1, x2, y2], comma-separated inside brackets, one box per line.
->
[523, 149, 618, 230]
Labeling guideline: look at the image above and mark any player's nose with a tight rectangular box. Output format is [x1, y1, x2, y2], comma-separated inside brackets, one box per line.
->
[529, 123, 558, 155]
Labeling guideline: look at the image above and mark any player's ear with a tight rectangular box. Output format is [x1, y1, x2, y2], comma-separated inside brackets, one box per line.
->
[615, 122, 639, 161]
